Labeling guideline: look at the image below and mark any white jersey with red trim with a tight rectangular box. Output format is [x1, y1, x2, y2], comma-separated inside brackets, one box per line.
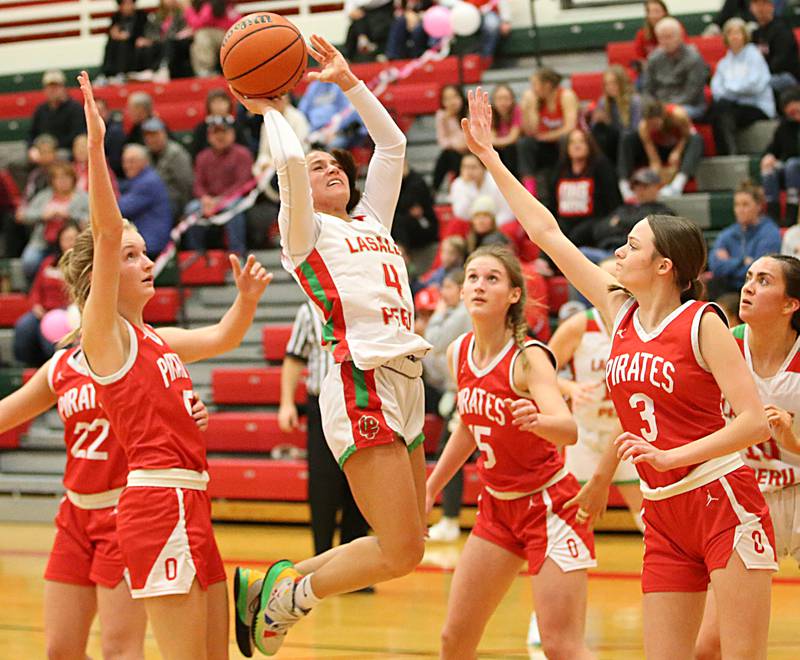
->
[455, 332, 565, 494]
[48, 346, 128, 494]
[288, 212, 431, 371]
[570, 307, 619, 436]
[728, 324, 800, 492]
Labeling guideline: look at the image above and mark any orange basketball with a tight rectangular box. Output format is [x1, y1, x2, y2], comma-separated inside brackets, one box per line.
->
[220, 12, 307, 99]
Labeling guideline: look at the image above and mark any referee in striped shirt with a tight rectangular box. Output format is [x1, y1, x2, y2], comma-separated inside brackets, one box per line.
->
[278, 302, 369, 555]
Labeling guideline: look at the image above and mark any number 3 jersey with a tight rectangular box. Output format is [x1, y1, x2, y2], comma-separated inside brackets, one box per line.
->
[48, 346, 128, 494]
[454, 332, 565, 494]
[84, 320, 206, 474]
[288, 212, 431, 371]
[606, 299, 727, 489]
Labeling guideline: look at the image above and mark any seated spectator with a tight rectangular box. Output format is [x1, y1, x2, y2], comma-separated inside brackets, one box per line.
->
[185, 0, 240, 77]
[0, 167, 22, 258]
[99, 0, 152, 83]
[385, 0, 431, 61]
[96, 98, 126, 176]
[491, 84, 522, 177]
[465, 196, 510, 253]
[299, 81, 367, 150]
[72, 134, 120, 198]
[634, 0, 686, 71]
[760, 86, 800, 224]
[433, 85, 469, 193]
[450, 154, 514, 226]
[13, 222, 78, 367]
[144, 0, 194, 82]
[118, 144, 173, 258]
[343, 0, 394, 61]
[704, 0, 755, 35]
[618, 99, 704, 198]
[707, 179, 781, 297]
[585, 168, 676, 261]
[710, 17, 775, 155]
[750, 0, 799, 94]
[142, 117, 194, 218]
[184, 115, 253, 255]
[191, 88, 250, 159]
[19, 162, 89, 281]
[21, 134, 58, 208]
[124, 91, 154, 145]
[645, 17, 709, 120]
[518, 68, 579, 198]
[392, 159, 439, 276]
[419, 235, 468, 290]
[590, 65, 643, 164]
[550, 128, 622, 248]
[28, 70, 85, 154]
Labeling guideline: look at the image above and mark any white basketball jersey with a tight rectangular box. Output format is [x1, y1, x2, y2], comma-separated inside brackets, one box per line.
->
[731, 324, 800, 492]
[570, 308, 619, 436]
[286, 210, 431, 371]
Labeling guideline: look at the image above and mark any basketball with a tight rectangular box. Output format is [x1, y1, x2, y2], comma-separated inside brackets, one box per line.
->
[220, 12, 307, 99]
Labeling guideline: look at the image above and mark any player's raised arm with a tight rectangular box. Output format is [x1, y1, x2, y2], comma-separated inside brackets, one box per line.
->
[0, 361, 56, 434]
[462, 88, 627, 322]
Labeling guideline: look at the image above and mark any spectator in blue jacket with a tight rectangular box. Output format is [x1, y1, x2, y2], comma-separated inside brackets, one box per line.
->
[709, 17, 775, 155]
[707, 179, 781, 297]
[298, 81, 366, 150]
[118, 143, 173, 258]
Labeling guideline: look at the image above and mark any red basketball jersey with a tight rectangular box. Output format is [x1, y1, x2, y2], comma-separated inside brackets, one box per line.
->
[455, 332, 565, 493]
[606, 299, 727, 488]
[48, 347, 128, 494]
[85, 320, 206, 472]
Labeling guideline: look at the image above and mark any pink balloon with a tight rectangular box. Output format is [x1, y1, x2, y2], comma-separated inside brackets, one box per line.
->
[40, 308, 71, 344]
[423, 6, 453, 39]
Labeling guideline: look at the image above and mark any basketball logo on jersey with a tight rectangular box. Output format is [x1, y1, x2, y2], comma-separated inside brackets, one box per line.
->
[357, 415, 381, 440]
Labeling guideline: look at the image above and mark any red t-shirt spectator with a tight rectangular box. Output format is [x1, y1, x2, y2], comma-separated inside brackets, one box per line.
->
[29, 255, 69, 311]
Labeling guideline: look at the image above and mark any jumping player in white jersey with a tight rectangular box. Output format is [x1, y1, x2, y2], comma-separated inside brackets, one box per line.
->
[71, 71, 272, 659]
[462, 87, 776, 659]
[695, 254, 800, 659]
[231, 35, 432, 657]
[548, 258, 643, 531]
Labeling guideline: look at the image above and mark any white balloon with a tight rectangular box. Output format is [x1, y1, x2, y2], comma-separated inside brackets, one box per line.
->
[451, 2, 482, 37]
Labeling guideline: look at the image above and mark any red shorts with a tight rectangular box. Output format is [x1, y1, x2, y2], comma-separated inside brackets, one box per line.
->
[472, 473, 596, 574]
[642, 467, 778, 593]
[44, 497, 125, 588]
[116, 487, 226, 599]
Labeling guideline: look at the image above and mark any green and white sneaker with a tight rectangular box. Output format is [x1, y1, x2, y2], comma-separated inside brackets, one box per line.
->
[252, 559, 310, 656]
[234, 566, 264, 658]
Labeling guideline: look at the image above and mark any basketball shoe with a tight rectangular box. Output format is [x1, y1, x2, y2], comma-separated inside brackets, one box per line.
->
[233, 566, 264, 658]
[252, 559, 310, 656]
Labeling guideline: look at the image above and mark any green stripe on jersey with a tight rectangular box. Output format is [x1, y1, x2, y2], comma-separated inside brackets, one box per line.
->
[351, 364, 370, 409]
[731, 324, 746, 340]
[298, 261, 333, 313]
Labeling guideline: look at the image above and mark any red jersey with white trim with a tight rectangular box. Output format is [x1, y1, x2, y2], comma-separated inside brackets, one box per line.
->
[85, 320, 206, 472]
[727, 324, 800, 492]
[455, 332, 565, 493]
[606, 299, 727, 488]
[48, 347, 128, 494]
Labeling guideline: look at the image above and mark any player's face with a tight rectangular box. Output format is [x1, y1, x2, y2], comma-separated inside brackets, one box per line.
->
[117, 230, 155, 304]
[614, 219, 660, 291]
[463, 256, 521, 320]
[740, 257, 797, 324]
[307, 151, 350, 214]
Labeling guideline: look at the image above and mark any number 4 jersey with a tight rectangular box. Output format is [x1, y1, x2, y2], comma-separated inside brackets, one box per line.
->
[454, 332, 565, 494]
[48, 346, 128, 495]
[288, 212, 431, 371]
[607, 299, 729, 489]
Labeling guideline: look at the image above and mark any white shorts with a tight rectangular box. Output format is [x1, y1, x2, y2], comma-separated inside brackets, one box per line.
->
[319, 359, 425, 467]
[566, 428, 639, 484]
[764, 484, 800, 564]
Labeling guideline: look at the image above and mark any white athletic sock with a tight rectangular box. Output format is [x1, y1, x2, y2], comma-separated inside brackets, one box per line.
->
[294, 574, 321, 612]
[671, 172, 688, 193]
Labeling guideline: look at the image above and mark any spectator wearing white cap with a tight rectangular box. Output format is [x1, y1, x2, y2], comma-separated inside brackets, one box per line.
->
[466, 195, 510, 254]
[29, 70, 85, 155]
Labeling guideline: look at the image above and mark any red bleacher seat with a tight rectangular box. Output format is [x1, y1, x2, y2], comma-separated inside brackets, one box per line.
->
[207, 458, 309, 500]
[0, 294, 30, 327]
[545, 276, 570, 316]
[262, 324, 293, 362]
[143, 287, 182, 324]
[211, 366, 307, 405]
[178, 250, 230, 285]
[381, 82, 440, 115]
[686, 35, 726, 69]
[205, 412, 306, 452]
[422, 414, 444, 455]
[606, 41, 639, 67]
[571, 72, 604, 102]
[151, 100, 205, 132]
